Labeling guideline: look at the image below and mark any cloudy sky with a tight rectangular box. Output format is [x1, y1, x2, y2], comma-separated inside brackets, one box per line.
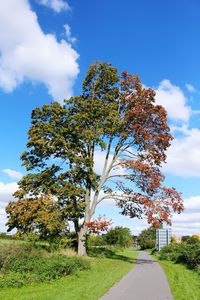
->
[0, 0, 200, 236]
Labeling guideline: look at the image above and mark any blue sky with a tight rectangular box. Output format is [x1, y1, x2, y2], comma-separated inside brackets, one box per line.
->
[0, 0, 200, 235]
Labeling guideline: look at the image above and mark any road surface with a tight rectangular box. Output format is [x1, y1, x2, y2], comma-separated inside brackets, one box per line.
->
[100, 251, 173, 300]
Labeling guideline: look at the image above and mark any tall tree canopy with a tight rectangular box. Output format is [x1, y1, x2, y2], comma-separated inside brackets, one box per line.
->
[7, 62, 183, 255]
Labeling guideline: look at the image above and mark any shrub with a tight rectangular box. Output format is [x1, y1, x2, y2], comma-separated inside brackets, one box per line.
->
[0, 272, 38, 288]
[0, 233, 13, 240]
[87, 245, 114, 258]
[137, 227, 156, 250]
[181, 235, 190, 242]
[87, 234, 106, 247]
[29, 255, 90, 281]
[0, 255, 90, 287]
[51, 232, 78, 249]
[159, 243, 182, 262]
[159, 240, 200, 270]
[105, 227, 132, 248]
[186, 235, 200, 244]
[0, 242, 47, 271]
[0, 242, 90, 287]
[139, 238, 155, 250]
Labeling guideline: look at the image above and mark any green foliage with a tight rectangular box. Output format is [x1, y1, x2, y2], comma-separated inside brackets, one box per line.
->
[0, 256, 90, 288]
[6, 195, 68, 242]
[6, 61, 183, 256]
[0, 249, 139, 300]
[181, 235, 190, 242]
[186, 235, 200, 244]
[87, 245, 135, 260]
[159, 239, 200, 270]
[87, 227, 133, 250]
[0, 232, 13, 240]
[0, 242, 90, 288]
[137, 227, 156, 250]
[87, 234, 106, 247]
[105, 227, 132, 248]
[0, 242, 46, 270]
[0, 272, 38, 288]
[54, 232, 78, 249]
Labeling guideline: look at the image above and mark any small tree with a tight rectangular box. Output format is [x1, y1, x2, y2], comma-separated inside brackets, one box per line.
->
[138, 227, 156, 250]
[7, 62, 183, 255]
[181, 236, 190, 243]
[106, 226, 133, 248]
[6, 195, 67, 242]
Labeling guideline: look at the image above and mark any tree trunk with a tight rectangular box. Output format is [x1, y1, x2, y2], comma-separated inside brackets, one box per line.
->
[77, 225, 87, 256]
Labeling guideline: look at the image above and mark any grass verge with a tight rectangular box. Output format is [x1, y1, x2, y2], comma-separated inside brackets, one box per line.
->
[0, 248, 138, 300]
[156, 256, 200, 300]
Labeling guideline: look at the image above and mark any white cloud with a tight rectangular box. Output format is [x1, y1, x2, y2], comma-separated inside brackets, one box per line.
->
[164, 128, 200, 177]
[0, 208, 8, 232]
[155, 80, 191, 122]
[94, 149, 125, 177]
[0, 0, 79, 101]
[184, 195, 200, 212]
[171, 195, 200, 236]
[185, 83, 196, 93]
[64, 24, 77, 44]
[38, 0, 70, 13]
[2, 169, 23, 180]
[173, 213, 200, 223]
[0, 182, 18, 204]
[94, 149, 110, 175]
[0, 182, 18, 232]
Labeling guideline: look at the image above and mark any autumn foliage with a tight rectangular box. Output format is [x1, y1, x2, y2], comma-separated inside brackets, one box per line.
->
[6, 195, 67, 240]
[85, 217, 112, 234]
[6, 62, 183, 255]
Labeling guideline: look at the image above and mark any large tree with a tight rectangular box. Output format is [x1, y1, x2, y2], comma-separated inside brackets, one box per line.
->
[7, 62, 183, 255]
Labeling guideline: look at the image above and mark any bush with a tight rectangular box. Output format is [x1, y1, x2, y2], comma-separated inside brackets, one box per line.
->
[57, 232, 78, 249]
[159, 240, 200, 270]
[137, 227, 156, 250]
[139, 238, 155, 250]
[159, 243, 182, 262]
[0, 272, 38, 288]
[0, 242, 47, 271]
[181, 235, 190, 242]
[87, 234, 106, 247]
[0, 242, 90, 287]
[0, 233, 13, 240]
[87, 245, 116, 258]
[0, 255, 90, 287]
[105, 227, 132, 248]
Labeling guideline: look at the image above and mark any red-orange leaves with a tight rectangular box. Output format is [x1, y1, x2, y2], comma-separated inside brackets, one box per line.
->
[118, 187, 183, 228]
[120, 72, 173, 165]
[122, 160, 164, 195]
[161, 187, 184, 213]
[85, 217, 112, 234]
[144, 187, 183, 226]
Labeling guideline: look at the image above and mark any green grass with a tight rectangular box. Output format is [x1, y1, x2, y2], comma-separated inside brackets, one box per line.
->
[0, 248, 138, 300]
[0, 238, 25, 245]
[158, 258, 200, 300]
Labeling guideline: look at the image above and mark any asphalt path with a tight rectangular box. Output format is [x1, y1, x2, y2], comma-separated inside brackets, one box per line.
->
[100, 251, 173, 300]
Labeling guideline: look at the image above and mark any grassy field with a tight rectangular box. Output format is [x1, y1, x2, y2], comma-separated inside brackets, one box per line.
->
[0, 248, 138, 300]
[158, 258, 200, 300]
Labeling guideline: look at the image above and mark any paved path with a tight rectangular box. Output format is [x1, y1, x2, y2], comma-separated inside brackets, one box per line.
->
[100, 251, 173, 300]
